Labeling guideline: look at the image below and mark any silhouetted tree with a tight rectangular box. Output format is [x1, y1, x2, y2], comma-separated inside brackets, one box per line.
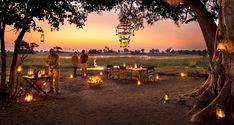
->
[53, 46, 63, 53]
[0, 0, 87, 101]
[30, 42, 39, 52]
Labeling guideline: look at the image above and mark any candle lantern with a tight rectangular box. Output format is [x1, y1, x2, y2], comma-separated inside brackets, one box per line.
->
[217, 42, 226, 52]
[216, 104, 225, 120]
[17, 65, 22, 73]
[137, 80, 141, 86]
[39, 69, 46, 76]
[24, 93, 33, 102]
[162, 93, 169, 103]
[99, 72, 103, 76]
[27, 68, 34, 77]
[134, 64, 137, 69]
[70, 74, 74, 79]
[156, 74, 160, 80]
[180, 72, 187, 77]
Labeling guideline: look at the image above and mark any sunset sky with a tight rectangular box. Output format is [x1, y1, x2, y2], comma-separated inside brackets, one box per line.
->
[5, 11, 206, 51]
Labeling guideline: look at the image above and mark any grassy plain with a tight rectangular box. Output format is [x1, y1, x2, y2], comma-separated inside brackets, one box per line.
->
[0, 53, 209, 78]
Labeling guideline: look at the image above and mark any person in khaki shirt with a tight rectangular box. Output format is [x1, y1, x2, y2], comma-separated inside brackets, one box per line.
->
[80, 50, 88, 77]
[46, 49, 60, 94]
[72, 51, 79, 77]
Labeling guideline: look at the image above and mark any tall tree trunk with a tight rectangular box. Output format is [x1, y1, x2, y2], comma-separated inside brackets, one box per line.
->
[190, 0, 234, 123]
[0, 22, 7, 102]
[8, 26, 28, 101]
[175, 0, 218, 100]
[186, 0, 217, 62]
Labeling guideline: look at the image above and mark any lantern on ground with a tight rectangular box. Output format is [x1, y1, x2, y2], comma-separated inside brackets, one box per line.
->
[24, 93, 33, 102]
[162, 93, 169, 103]
[216, 104, 225, 120]
[134, 64, 137, 69]
[99, 72, 103, 76]
[123, 63, 126, 67]
[137, 80, 141, 86]
[156, 74, 160, 80]
[180, 72, 186, 77]
[70, 74, 74, 79]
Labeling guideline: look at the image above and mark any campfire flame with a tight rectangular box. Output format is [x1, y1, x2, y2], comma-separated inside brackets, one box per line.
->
[87, 76, 103, 87]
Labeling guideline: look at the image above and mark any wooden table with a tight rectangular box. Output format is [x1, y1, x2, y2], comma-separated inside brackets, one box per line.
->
[23, 75, 50, 96]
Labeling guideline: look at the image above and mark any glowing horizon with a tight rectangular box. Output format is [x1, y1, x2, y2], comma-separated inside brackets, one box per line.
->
[5, 11, 206, 51]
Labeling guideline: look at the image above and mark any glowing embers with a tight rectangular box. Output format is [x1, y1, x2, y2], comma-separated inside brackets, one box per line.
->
[115, 23, 135, 48]
[87, 76, 103, 87]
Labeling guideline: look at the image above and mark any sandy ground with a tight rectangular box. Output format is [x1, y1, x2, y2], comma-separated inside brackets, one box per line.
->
[0, 75, 207, 125]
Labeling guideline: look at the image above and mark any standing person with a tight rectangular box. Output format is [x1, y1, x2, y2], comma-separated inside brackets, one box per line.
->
[72, 51, 79, 77]
[80, 50, 88, 77]
[46, 49, 60, 94]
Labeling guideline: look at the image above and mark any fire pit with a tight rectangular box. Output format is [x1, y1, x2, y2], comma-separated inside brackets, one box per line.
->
[87, 76, 103, 87]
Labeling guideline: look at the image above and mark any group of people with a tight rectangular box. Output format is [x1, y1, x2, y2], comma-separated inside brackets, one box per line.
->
[46, 49, 88, 94]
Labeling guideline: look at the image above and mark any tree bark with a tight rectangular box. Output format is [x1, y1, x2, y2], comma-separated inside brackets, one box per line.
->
[189, 0, 234, 123]
[8, 26, 28, 101]
[186, 0, 217, 61]
[0, 22, 7, 101]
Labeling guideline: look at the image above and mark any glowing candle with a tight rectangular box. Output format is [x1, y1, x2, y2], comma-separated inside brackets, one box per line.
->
[156, 75, 160, 80]
[99, 72, 103, 75]
[137, 80, 141, 86]
[163, 94, 169, 103]
[216, 104, 225, 120]
[180, 72, 186, 77]
[134, 64, 137, 68]
[24, 93, 33, 102]
[70, 74, 74, 79]
[17, 65, 22, 73]
[217, 43, 226, 51]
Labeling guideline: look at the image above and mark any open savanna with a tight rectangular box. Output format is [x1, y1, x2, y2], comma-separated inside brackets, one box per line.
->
[0, 52, 209, 78]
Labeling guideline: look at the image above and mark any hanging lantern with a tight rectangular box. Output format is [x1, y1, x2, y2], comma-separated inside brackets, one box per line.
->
[115, 23, 134, 48]
[40, 33, 45, 42]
